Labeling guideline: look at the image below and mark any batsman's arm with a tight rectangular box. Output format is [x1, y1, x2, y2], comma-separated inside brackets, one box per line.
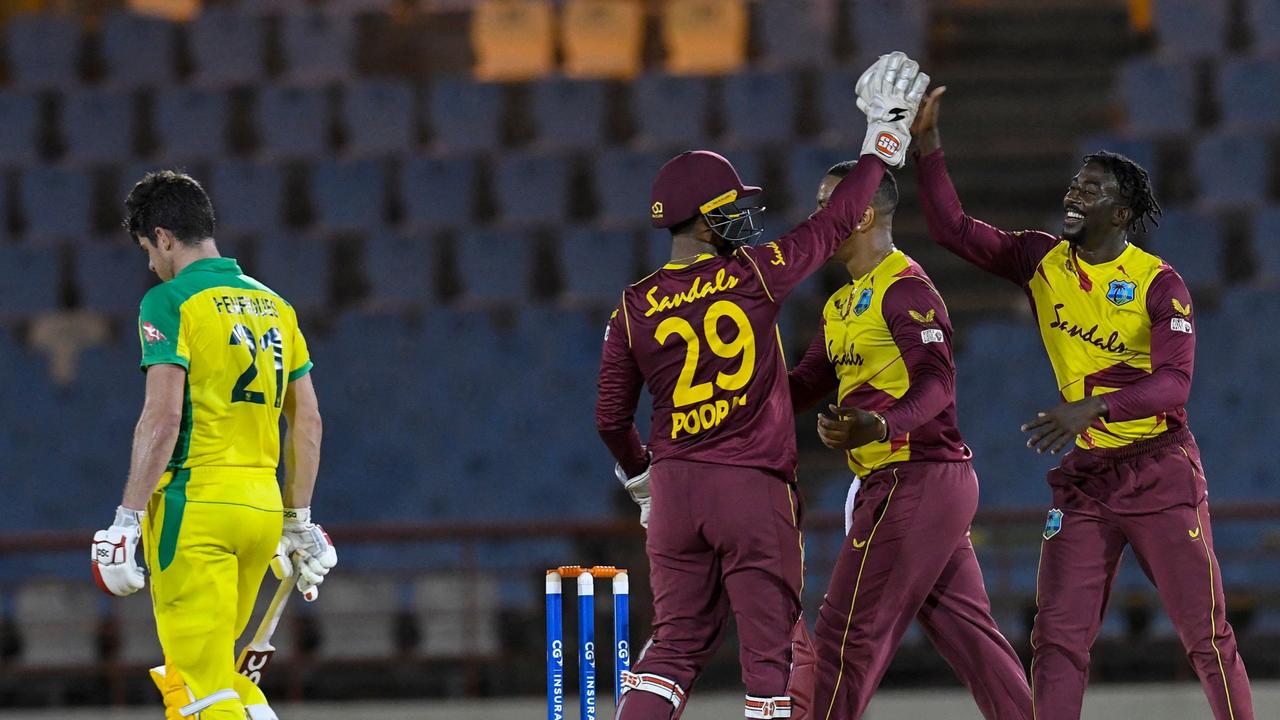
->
[121, 364, 187, 510]
[878, 279, 956, 438]
[596, 306, 648, 478]
[1097, 269, 1195, 422]
[789, 322, 837, 414]
[282, 373, 323, 508]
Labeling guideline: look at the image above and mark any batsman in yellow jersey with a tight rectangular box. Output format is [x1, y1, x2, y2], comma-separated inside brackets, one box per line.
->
[90, 171, 337, 720]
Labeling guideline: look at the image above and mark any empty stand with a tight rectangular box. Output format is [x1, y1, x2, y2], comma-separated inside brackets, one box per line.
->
[1118, 58, 1196, 135]
[341, 80, 417, 155]
[188, 6, 265, 86]
[1216, 56, 1280, 130]
[1153, 0, 1227, 58]
[754, 0, 835, 69]
[1191, 133, 1269, 206]
[153, 87, 230, 161]
[454, 228, 535, 302]
[4, 13, 79, 88]
[364, 231, 437, 306]
[402, 154, 478, 228]
[661, 0, 749, 76]
[210, 160, 286, 235]
[256, 85, 331, 159]
[629, 73, 712, 148]
[470, 0, 555, 82]
[0, 90, 38, 165]
[530, 78, 608, 149]
[561, 0, 645, 79]
[281, 11, 355, 84]
[18, 165, 92, 241]
[1150, 208, 1224, 287]
[311, 157, 389, 231]
[0, 242, 59, 316]
[426, 78, 504, 153]
[593, 148, 668, 227]
[721, 70, 797, 144]
[251, 234, 332, 309]
[492, 152, 570, 224]
[61, 88, 134, 163]
[101, 11, 176, 88]
[558, 226, 636, 302]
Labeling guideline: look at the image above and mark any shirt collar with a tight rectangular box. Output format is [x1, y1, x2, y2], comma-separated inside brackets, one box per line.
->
[177, 256, 241, 277]
[663, 253, 716, 270]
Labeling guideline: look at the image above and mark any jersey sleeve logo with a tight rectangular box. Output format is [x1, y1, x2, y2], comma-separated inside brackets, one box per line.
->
[1105, 279, 1136, 306]
[1170, 317, 1193, 334]
[141, 322, 167, 344]
[908, 309, 936, 324]
[921, 328, 944, 344]
[764, 242, 786, 266]
[1172, 298, 1192, 316]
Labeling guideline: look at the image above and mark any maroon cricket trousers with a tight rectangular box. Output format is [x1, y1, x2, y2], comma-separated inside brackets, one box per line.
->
[618, 459, 805, 720]
[1031, 428, 1254, 720]
[810, 460, 1033, 720]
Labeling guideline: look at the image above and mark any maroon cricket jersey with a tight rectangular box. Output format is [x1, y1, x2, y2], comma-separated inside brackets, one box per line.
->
[596, 157, 888, 478]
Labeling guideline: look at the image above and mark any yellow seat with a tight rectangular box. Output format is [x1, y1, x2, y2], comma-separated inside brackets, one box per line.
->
[562, 0, 644, 79]
[127, 0, 202, 23]
[471, 0, 556, 81]
[662, 0, 748, 76]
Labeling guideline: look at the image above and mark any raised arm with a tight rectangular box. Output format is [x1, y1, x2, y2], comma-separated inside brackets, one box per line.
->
[789, 322, 837, 413]
[878, 278, 956, 437]
[596, 306, 649, 477]
[1099, 269, 1195, 421]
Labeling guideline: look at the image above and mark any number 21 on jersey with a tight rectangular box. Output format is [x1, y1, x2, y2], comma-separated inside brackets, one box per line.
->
[655, 300, 755, 439]
[229, 324, 285, 408]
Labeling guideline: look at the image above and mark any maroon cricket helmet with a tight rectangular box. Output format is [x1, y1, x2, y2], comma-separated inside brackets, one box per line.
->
[649, 150, 762, 229]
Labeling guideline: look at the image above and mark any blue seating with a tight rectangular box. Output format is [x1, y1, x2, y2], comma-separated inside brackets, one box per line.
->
[101, 12, 176, 88]
[0, 91, 39, 165]
[210, 161, 285, 235]
[1150, 209, 1223, 287]
[154, 88, 229, 161]
[1191, 133, 1268, 206]
[530, 78, 608, 149]
[455, 228, 534, 302]
[281, 11, 354, 84]
[559, 226, 635, 301]
[848, 0, 926, 63]
[593, 149, 667, 226]
[4, 13, 79, 88]
[722, 70, 797, 144]
[1118, 58, 1196, 135]
[426, 78, 503, 153]
[493, 152, 570, 224]
[62, 88, 133, 163]
[1153, 0, 1227, 58]
[19, 166, 91, 241]
[1247, 0, 1280, 54]
[75, 242, 156, 316]
[311, 158, 388, 231]
[1076, 135, 1157, 177]
[257, 86, 330, 159]
[755, 0, 834, 69]
[1251, 206, 1280, 283]
[365, 231, 436, 307]
[251, 234, 330, 309]
[188, 6, 264, 86]
[630, 74, 710, 148]
[401, 155, 477, 228]
[342, 80, 416, 155]
[787, 144, 857, 212]
[1217, 56, 1280, 130]
[0, 243, 59, 316]
[818, 66, 862, 144]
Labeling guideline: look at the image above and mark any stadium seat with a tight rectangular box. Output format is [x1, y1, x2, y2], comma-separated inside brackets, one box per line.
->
[314, 575, 403, 659]
[413, 574, 500, 656]
[256, 85, 331, 159]
[848, 0, 927, 63]
[251, 234, 331, 310]
[817, 65, 864, 144]
[0, 243, 59, 316]
[1153, 0, 1227, 58]
[593, 148, 667, 227]
[786, 144, 856, 212]
[1246, 0, 1280, 54]
[101, 11, 176, 88]
[1076, 135, 1157, 177]
[62, 88, 134, 163]
[559, 226, 636, 301]
[493, 152, 570, 224]
[0, 90, 40, 165]
[402, 154, 478, 228]
[18, 165, 91, 241]
[661, 0, 748, 76]
[755, 0, 835, 69]
[1191, 133, 1268, 206]
[188, 6, 265, 86]
[1117, 58, 1196, 135]
[341, 80, 417, 155]
[4, 12, 80, 88]
[721, 70, 797, 144]
[75, 242, 157, 316]
[470, 0, 555, 81]
[455, 228, 535, 302]
[14, 581, 100, 666]
[425, 78, 504, 152]
[114, 593, 162, 664]
[1251, 206, 1280, 283]
[154, 87, 229, 161]
[561, 0, 644, 79]
[281, 11, 354, 84]
[1217, 56, 1280, 130]
[1150, 208, 1223, 287]
[630, 73, 712, 148]
[311, 158, 388, 232]
[209, 160, 286, 235]
[530, 78, 608, 149]
[365, 231, 436, 307]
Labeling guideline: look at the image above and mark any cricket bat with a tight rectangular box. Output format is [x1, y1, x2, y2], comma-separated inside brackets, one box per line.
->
[236, 572, 295, 685]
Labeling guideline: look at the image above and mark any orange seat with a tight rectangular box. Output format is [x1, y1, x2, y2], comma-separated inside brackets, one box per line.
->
[662, 0, 748, 76]
[127, 0, 202, 22]
[562, 0, 644, 79]
[471, 0, 556, 81]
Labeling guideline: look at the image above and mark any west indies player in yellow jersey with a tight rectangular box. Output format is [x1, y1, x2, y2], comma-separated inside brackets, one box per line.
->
[789, 161, 1031, 720]
[90, 171, 337, 720]
[912, 89, 1253, 719]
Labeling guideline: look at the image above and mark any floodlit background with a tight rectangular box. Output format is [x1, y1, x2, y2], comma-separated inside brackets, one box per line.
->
[0, 0, 1278, 716]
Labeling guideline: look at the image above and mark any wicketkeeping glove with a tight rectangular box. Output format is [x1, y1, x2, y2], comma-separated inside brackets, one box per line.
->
[91, 506, 146, 597]
[615, 454, 652, 529]
[282, 507, 336, 601]
[855, 51, 930, 167]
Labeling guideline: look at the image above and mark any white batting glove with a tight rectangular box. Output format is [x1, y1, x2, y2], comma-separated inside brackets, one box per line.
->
[855, 51, 930, 167]
[615, 454, 652, 529]
[91, 506, 146, 597]
[282, 507, 336, 602]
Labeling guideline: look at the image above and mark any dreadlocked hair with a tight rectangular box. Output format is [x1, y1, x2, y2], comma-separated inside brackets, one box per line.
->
[1082, 151, 1162, 234]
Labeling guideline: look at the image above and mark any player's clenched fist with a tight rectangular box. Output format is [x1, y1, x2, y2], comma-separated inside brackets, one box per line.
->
[282, 507, 336, 601]
[854, 51, 931, 167]
[91, 506, 147, 597]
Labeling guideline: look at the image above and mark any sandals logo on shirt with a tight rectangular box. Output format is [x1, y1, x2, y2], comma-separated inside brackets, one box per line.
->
[141, 322, 167, 344]
[1105, 279, 1137, 306]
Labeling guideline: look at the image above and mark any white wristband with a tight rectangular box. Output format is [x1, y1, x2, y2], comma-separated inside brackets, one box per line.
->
[284, 507, 311, 524]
